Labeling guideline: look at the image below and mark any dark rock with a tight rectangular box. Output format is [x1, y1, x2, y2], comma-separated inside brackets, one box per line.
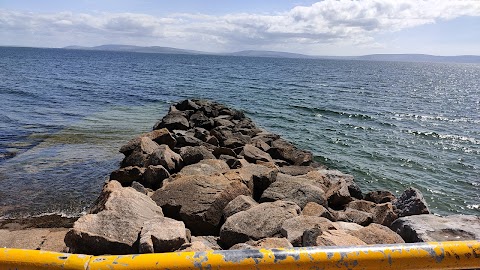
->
[205, 135, 219, 146]
[176, 135, 206, 148]
[193, 127, 209, 141]
[219, 155, 240, 169]
[139, 217, 189, 253]
[219, 201, 301, 248]
[301, 202, 336, 221]
[153, 111, 190, 131]
[175, 99, 200, 111]
[179, 146, 215, 166]
[178, 159, 230, 176]
[147, 144, 183, 173]
[347, 200, 376, 212]
[121, 137, 159, 168]
[326, 172, 362, 208]
[223, 195, 258, 218]
[119, 128, 176, 155]
[371, 202, 398, 226]
[365, 190, 396, 204]
[242, 144, 273, 163]
[190, 111, 214, 129]
[143, 165, 170, 190]
[210, 127, 233, 145]
[281, 216, 336, 246]
[152, 174, 250, 235]
[268, 139, 313, 165]
[252, 132, 280, 146]
[131, 181, 148, 194]
[251, 138, 271, 153]
[223, 133, 251, 149]
[109, 166, 145, 186]
[393, 187, 430, 217]
[260, 173, 326, 209]
[64, 181, 164, 255]
[350, 223, 404, 245]
[390, 214, 480, 242]
[214, 118, 235, 128]
[213, 147, 237, 158]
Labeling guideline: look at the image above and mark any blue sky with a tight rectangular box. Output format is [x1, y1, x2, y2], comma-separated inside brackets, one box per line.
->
[1, 0, 479, 55]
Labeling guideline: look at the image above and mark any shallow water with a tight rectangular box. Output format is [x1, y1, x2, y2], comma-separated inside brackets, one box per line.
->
[0, 47, 478, 217]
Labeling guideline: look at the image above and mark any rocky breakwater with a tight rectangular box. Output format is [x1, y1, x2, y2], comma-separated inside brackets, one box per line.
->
[64, 99, 480, 255]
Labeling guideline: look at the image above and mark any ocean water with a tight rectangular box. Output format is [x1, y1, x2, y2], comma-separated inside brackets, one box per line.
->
[0, 47, 478, 218]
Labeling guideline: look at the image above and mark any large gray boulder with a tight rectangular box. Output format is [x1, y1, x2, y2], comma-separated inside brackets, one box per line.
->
[260, 173, 326, 209]
[119, 128, 176, 155]
[143, 165, 170, 190]
[393, 187, 430, 217]
[350, 223, 404, 245]
[390, 214, 480, 242]
[139, 217, 189, 253]
[121, 137, 159, 167]
[223, 163, 278, 199]
[223, 195, 258, 218]
[219, 200, 301, 248]
[109, 166, 145, 186]
[64, 181, 164, 255]
[242, 144, 273, 163]
[151, 174, 251, 235]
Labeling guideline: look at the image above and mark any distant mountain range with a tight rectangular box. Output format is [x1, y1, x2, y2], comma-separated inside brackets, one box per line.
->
[63, 45, 480, 63]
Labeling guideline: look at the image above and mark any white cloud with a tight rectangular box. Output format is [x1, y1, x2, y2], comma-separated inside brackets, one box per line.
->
[1, 0, 479, 53]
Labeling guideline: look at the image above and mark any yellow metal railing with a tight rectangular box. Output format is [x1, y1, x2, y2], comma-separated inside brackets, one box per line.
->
[1, 241, 479, 270]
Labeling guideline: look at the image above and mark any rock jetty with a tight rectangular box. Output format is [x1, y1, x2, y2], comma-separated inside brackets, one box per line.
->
[64, 99, 480, 255]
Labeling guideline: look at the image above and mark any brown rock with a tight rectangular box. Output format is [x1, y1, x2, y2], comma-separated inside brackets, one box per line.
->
[121, 137, 159, 167]
[365, 190, 396, 204]
[315, 230, 366, 246]
[142, 165, 170, 190]
[147, 144, 183, 173]
[153, 111, 190, 131]
[279, 166, 316, 176]
[301, 202, 336, 221]
[109, 166, 145, 186]
[242, 144, 273, 163]
[335, 208, 373, 226]
[393, 187, 430, 217]
[64, 181, 164, 255]
[268, 139, 312, 165]
[179, 159, 230, 176]
[372, 202, 398, 226]
[179, 146, 216, 166]
[219, 201, 301, 248]
[260, 173, 326, 209]
[120, 129, 176, 155]
[152, 174, 250, 235]
[230, 238, 293, 250]
[281, 216, 336, 246]
[223, 195, 258, 218]
[139, 217, 189, 253]
[350, 223, 404, 245]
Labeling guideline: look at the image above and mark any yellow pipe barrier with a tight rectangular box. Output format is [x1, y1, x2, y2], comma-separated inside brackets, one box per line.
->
[1, 241, 479, 270]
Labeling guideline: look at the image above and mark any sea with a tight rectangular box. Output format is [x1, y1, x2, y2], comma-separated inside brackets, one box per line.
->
[0, 47, 478, 218]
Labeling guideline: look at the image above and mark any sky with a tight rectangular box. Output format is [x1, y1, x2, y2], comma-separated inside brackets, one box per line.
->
[1, 0, 480, 56]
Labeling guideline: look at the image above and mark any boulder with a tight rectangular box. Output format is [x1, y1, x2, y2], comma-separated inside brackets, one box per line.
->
[223, 133, 251, 149]
[187, 236, 222, 251]
[332, 221, 363, 232]
[335, 208, 373, 226]
[251, 138, 271, 153]
[152, 174, 251, 235]
[390, 214, 480, 243]
[314, 230, 366, 246]
[268, 139, 312, 165]
[190, 111, 214, 129]
[147, 144, 183, 173]
[281, 216, 336, 246]
[242, 144, 273, 163]
[279, 166, 316, 176]
[301, 202, 336, 221]
[121, 137, 159, 167]
[350, 223, 404, 245]
[220, 201, 301, 248]
[109, 166, 145, 186]
[394, 187, 430, 217]
[139, 217, 189, 253]
[193, 127, 209, 141]
[213, 147, 237, 158]
[179, 146, 216, 166]
[119, 129, 176, 155]
[214, 118, 235, 128]
[371, 202, 397, 226]
[219, 155, 240, 169]
[260, 173, 326, 209]
[176, 135, 206, 148]
[223, 195, 258, 218]
[153, 111, 189, 131]
[230, 238, 293, 250]
[205, 135, 219, 146]
[365, 190, 396, 204]
[142, 165, 170, 190]
[131, 181, 148, 194]
[252, 132, 280, 146]
[64, 181, 164, 255]
[223, 163, 278, 199]
[179, 159, 230, 176]
[175, 99, 200, 111]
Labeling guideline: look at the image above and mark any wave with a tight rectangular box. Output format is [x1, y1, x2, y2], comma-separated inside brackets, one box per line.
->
[394, 113, 480, 124]
[291, 104, 373, 120]
[403, 129, 480, 145]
